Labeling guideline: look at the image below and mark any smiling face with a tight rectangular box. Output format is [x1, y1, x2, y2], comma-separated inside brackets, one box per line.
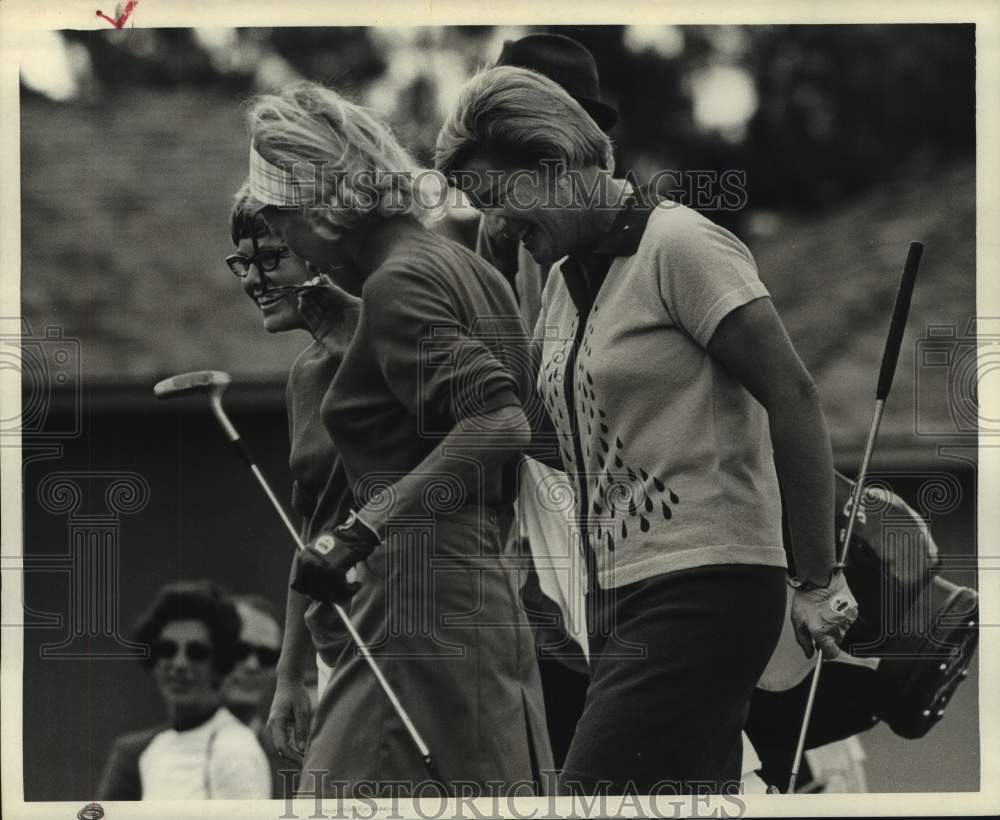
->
[261, 207, 366, 296]
[460, 154, 591, 268]
[235, 229, 312, 334]
[151, 619, 221, 716]
[222, 601, 282, 709]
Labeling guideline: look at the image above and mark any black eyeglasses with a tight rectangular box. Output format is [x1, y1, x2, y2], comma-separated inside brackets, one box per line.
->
[151, 639, 213, 663]
[235, 642, 280, 668]
[225, 245, 290, 278]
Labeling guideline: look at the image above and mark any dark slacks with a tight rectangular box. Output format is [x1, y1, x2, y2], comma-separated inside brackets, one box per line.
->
[559, 563, 787, 795]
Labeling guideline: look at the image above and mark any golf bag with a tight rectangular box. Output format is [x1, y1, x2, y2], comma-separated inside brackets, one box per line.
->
[745, 471, 978, 782]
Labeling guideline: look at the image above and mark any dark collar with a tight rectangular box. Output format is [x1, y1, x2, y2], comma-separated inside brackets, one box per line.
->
[591, 183, 661, 258]
[560, 183, 662, 314]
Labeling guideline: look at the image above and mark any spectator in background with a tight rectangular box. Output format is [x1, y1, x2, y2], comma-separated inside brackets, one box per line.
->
[223, 593, 297, 798]
[97, 580, 271, 800]
[223, 595, 283, 732]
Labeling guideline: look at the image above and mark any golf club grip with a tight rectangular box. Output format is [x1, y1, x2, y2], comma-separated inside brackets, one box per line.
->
[423, 756, 444, 785]
[876, 241, 923, 400]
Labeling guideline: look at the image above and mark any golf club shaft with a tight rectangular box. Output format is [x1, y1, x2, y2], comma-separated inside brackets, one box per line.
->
[786, 652, 822, 793]
[207, 396, 437, 773]
[787, 242, 922, 793]
[209, 396, 304, 546]
[839, 402, 885, 566]
[787, 402, 882, 793]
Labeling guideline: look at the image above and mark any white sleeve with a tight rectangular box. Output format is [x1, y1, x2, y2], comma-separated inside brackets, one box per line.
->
[653, 208, 769, 348]
[208, 726, 272, 799]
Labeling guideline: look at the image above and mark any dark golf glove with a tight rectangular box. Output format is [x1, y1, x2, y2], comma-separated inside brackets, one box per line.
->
[290, 511, 381, 604]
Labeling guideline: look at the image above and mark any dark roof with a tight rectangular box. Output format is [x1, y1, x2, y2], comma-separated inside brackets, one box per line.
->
[21, 90, 308, 387]
[746, 161, 975, 460]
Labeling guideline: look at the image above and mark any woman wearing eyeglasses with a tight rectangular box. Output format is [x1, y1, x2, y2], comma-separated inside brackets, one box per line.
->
[242, 81, 552, 798]
[97, 580, 271, 800]
[225, 185, 362, 779]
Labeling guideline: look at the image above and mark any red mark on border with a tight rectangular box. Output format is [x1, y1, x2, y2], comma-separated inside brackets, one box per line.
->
[96, 0, 138, 29]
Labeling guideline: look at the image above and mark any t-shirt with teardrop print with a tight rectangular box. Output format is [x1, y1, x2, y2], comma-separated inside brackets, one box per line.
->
[535, 195, 787, 590]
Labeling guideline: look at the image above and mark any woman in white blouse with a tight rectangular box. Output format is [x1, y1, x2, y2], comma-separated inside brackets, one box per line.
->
[97, 580, 271, 800]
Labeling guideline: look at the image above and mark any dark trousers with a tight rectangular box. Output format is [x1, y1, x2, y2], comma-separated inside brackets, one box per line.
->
[558, 564, 787, 795]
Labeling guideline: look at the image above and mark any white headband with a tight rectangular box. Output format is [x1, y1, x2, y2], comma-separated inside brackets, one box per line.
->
[247, 143, 315, 207]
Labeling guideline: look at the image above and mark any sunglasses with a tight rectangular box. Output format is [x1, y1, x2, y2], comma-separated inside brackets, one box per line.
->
[235, 642, 280, 668]
[225, 245, 290, 278]
[151, 639, 213, 664]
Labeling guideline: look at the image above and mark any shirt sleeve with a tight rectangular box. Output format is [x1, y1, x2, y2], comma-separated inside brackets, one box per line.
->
[363, 264, 522, 427]
[523, 309, 562, 469]
[96, 736, 144, 801]
[654, 209, 770, 348]
[208, 726, 272, 799]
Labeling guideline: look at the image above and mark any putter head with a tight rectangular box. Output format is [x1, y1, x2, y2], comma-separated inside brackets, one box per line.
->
[153, 370, 231, 400]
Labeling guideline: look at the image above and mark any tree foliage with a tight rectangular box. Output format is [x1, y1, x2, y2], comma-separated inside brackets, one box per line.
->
[49, 24, 974, 218]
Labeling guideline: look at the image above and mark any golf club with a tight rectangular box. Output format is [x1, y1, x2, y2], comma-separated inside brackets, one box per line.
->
[153, 370, 442, 783]
[786, 241, 924, 793]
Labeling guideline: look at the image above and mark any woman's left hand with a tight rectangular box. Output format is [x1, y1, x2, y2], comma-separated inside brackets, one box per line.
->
[790, 571, 860, 659]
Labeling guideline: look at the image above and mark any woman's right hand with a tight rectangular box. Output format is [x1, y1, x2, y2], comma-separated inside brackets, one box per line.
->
[297, 271, 361, 350]
[790, 571, 859, 660]
[267, 676, 313, 762]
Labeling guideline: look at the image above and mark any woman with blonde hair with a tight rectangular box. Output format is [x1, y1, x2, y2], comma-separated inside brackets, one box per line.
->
[435, 66, 858, 796]
[243, 81, 552, 798]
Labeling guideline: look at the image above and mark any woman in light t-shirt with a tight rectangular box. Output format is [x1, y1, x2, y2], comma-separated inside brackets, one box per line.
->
[224, 185, 360, 771]
[436, 66, 860, 796]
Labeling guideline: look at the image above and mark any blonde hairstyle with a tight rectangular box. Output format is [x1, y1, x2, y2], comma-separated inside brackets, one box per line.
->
[435, 66, 615, 178]
[246, 81, 445, 232]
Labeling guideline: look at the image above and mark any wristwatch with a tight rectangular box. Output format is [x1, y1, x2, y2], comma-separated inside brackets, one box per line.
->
[309, 510, 380, 564]
[336, 510, 380, 541]
[788, 563, 845, 592]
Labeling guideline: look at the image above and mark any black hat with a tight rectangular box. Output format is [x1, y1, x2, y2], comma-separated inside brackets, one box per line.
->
[495, 33, 618, 132]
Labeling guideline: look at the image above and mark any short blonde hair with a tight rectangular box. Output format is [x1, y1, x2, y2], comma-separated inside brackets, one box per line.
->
[435, 66, 615, 178]
[246, 81, 444, 232]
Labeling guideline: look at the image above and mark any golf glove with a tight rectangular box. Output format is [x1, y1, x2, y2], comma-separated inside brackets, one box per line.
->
[790, 569, 859, 660]
[291, 511, 380, 604]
